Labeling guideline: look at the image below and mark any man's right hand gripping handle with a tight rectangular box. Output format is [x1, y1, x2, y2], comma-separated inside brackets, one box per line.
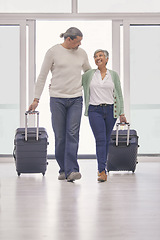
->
[28, 98, 39, 112]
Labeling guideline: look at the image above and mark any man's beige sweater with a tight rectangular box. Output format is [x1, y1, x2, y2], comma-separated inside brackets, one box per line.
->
[34, 44, 91, 99]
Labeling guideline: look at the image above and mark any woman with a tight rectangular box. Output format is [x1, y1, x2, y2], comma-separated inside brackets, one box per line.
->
[82, 49, 127, 182]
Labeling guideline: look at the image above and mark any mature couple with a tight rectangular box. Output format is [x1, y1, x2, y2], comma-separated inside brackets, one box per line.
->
[29, 27, 126, 182]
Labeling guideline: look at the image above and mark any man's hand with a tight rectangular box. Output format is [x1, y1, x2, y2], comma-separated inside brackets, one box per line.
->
[28, 99, 39, 112]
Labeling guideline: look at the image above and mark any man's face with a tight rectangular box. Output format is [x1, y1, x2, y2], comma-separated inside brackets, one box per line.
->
[68, 36, 82, 49]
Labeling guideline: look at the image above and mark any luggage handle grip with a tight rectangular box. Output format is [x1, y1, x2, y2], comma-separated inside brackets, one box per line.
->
[116, 122, 130, 126]
[25, 111, 39, 141]
[116, 122, 130, 146]
[25, 110, 39, 115]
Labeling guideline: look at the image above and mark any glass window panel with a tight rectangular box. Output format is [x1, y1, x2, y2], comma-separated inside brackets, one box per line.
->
[120, 26, 124, 94]
[0, 26, 20, 154]
[78, 0, 160, 13]
[36, 20, 112, 155]
[0, 0, 71, 13]
[130, 26, 160, 154]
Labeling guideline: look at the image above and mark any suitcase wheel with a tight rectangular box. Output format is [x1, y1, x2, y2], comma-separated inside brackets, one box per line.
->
[17, 172, 21, 176]
[42, 172, 45, 176]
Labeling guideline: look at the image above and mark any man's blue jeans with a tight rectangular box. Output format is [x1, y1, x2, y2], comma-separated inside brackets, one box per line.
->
[50, 97, 83, 177]
[88, 104, 117, 173]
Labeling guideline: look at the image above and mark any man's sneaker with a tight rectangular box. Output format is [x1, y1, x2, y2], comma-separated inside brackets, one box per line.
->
[58, 172, 66, 180]
[97, 170, 107, 182]
[67, 172, 81, 182]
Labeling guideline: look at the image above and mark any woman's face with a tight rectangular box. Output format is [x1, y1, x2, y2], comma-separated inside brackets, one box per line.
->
[94, 51, 108, 67]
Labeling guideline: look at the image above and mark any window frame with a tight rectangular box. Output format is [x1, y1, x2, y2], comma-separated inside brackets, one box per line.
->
[1, 10, 160, 156]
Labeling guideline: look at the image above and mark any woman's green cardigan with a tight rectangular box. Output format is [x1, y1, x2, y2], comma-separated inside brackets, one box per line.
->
[82, 69, 124, 118]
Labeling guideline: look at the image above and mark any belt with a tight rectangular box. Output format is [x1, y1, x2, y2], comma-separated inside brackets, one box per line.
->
[99, 103, 113, 106]
[90, 103, 113, 107]
[99, 103, 107, 106]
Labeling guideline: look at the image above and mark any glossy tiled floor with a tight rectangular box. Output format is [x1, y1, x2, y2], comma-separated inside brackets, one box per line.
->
[0, 158, 160, 240]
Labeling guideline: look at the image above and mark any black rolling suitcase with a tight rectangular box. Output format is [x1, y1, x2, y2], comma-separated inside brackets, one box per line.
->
[107, 123, 139, 173]
[14, 111, 49, 176]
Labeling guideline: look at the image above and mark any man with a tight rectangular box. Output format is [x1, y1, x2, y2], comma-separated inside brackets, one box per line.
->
[29, 27, 91, 182]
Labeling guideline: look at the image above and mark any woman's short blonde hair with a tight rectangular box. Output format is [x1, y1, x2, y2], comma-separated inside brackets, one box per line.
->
[94, 49, 109, 59]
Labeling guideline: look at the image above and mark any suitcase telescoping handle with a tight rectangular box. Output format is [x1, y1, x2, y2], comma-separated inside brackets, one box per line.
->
[25, 111, 39, 141]
[116, 122, 130, 146]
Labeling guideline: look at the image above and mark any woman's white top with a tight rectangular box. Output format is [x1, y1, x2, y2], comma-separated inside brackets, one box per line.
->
[89, 69, 114, 105]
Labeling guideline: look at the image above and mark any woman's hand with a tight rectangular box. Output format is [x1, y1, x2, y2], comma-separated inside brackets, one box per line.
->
[120, 114, 127, 124]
